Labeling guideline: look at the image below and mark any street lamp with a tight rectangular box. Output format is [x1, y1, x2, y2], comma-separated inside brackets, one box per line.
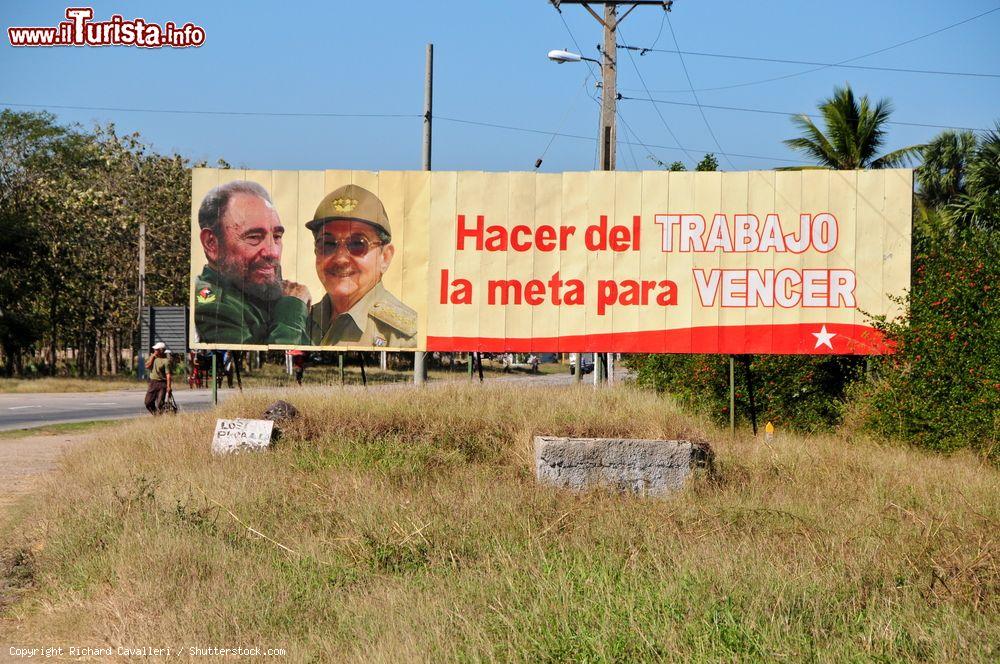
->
[547, 42, 614, 385]
[546, 49, 602, 66]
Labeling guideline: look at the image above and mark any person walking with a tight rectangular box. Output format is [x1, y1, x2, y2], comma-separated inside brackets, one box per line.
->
[144, 342, 173, 415]
[291, 350, 307, 386]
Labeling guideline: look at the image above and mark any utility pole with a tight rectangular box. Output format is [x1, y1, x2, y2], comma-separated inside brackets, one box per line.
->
[553, 1, 671, 383]
[136, 220, 146, 380]
[598, 2, 618, 172]
[414, 42, 433, 387]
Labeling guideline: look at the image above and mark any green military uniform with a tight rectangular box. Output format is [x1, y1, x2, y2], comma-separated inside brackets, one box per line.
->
[308, 282, 417, 348]
[305, 184, 419, 349]
[194, 265, 309, 345]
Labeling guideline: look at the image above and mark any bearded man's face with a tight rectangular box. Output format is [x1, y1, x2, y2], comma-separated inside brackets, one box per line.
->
[215, 193, 285, 299]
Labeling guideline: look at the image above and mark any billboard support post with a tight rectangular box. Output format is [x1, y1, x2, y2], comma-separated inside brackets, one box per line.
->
[136, 220, 146, 380]
[729, 355, 735, 436]
[339, 353, 345, 385]
[211, 352, 217, 405]
[414, 42, 433, 387]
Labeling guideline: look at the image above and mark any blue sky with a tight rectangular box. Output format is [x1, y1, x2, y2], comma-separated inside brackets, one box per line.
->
[2, 0, 998, 172]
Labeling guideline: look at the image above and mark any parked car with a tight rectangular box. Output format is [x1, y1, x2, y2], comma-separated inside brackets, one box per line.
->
[569, 354, 594, 375]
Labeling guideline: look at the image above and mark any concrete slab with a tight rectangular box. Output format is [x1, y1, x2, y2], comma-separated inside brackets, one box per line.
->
[534, 436, 713, 496]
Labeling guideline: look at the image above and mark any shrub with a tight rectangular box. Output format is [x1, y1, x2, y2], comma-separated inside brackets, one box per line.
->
[858, 228, 999, 460]
[625, 353, 864, 434]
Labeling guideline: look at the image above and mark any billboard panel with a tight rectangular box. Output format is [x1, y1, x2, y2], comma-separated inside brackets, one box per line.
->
[190, 168, 912, 354]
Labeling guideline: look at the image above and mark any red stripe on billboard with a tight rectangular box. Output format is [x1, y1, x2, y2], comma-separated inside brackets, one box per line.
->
[427, 323, 893, 355]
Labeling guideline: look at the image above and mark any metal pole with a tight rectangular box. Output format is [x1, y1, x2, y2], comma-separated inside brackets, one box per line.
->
[467, 352, 473, 380]
[339, 353, 344, 385]
[729, 355, 735, 436]
[574, 352, 583, 383]
[211, 352, 218, 405]
[414, 42, 433, 387]
[136, 221, 146, 380]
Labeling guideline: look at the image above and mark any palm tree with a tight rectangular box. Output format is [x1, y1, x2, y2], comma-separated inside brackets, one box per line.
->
[956, 123, 1000, 230]
[783, 85, 922, 169]
[916, 129, 977, 207]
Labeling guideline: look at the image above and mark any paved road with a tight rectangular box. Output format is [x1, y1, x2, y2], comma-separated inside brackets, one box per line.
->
[0, 388, 224, 431]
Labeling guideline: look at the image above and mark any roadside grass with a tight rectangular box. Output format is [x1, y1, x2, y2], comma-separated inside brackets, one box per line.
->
[1, 384, 996, 661]
[0, 420, 119, 441]
[0, 377, 141, 394]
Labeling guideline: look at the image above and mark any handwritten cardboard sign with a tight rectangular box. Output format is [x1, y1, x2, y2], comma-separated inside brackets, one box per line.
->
[211, 418, 275, 455]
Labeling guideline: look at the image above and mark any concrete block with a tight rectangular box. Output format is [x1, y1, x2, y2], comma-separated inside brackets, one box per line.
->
[534, 436, 713, 496]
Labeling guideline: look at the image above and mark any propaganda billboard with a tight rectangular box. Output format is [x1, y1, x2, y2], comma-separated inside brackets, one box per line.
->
[190, 168, 912, 354]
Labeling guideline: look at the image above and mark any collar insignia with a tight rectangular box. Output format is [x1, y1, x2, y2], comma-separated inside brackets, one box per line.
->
[197, 287, 216, 304]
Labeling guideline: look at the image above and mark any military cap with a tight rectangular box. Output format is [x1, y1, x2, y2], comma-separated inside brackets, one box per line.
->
[306, 185, 391, 239]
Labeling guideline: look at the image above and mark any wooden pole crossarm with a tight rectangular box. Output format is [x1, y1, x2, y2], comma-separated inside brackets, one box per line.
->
[579, 3, 609, 28]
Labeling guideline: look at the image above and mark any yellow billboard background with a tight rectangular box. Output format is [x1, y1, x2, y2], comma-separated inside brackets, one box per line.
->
[190, 168, 912, 354]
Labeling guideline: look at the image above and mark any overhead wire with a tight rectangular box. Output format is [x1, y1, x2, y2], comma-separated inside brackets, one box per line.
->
[0, 101, 419, 119]
[434, 115, 806, 165]
[553, 8, 602, 169]
[662, 14, 737, 169]
[616, 109, 671, 169]
[0, 98, 806, 165]
[616, 96, 990, 133]
[617, 45, 1000, 79]
[621, 5, 1000, 93]
[534, 72, 594, 169]
[618, 25, 696, 165]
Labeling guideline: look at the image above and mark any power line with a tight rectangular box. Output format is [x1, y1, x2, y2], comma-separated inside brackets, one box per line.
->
[617, 45, 1000, 79]
[534, 72, 594, 169]
[616, 96, 990, 133]
[661, 15, 736, 170]
[435, 115, 805, 164]
[0, 100, 807, 165]
[556, 10, 600, 80]
[552, 8, 602, 169]
[0, 101, 418, 119]
[618, 26, 696, 165]
[621, 5, 1000, 93]
[616, 109, 671, 169]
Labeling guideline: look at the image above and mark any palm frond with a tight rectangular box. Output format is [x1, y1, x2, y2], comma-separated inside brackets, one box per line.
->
[871, 144, 925, 169]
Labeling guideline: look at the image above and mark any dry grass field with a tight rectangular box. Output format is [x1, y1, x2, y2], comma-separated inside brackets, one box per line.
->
[1, 384, 997, 662]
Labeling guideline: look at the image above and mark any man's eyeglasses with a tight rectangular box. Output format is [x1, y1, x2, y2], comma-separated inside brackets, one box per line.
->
[314, 234, 385, 257]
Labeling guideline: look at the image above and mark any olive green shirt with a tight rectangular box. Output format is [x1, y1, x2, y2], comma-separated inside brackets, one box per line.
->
[308, 283, 417, 348]
[194, 265, 309, 345]
[149, 356, 171, 382]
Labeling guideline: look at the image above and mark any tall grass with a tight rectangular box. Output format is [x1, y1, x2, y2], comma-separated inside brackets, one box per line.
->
[1, 383, 997, 662]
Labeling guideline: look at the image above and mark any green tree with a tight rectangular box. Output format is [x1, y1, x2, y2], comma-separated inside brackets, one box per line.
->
[665, 154, 717, 172]
[0, 111, 195, 377]
[783, 84, 922, 169]
[695, 153, 719, 171]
